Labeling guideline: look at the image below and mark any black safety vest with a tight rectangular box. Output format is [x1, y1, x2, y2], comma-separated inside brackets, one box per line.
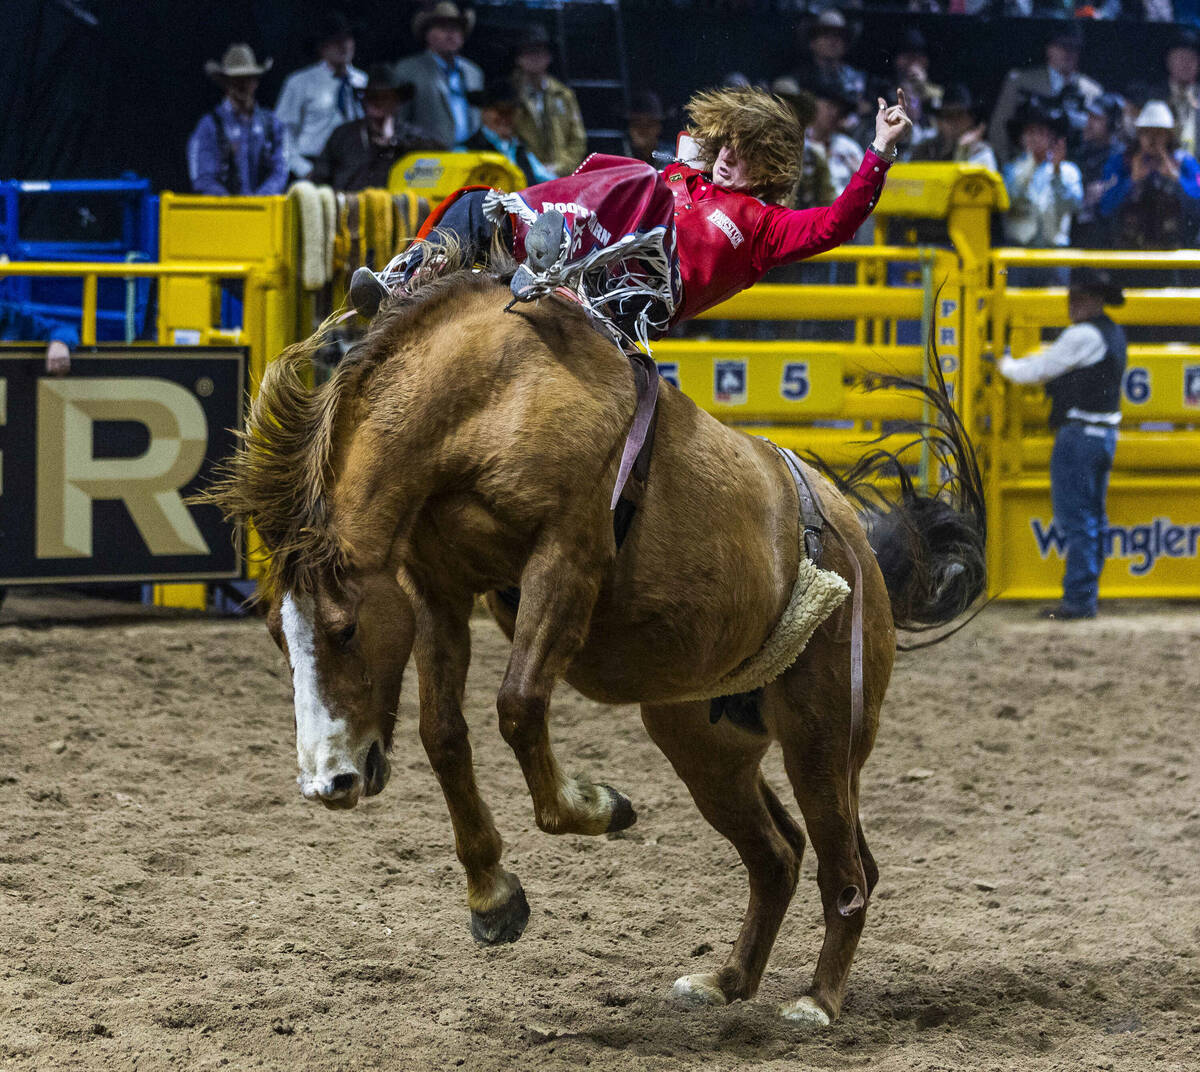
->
[1045, 314, 1127, 429]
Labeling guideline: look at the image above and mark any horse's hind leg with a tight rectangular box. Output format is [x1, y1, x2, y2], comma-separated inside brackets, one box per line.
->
[496, 542, 633, 836]
[770, 676, 879, 1026]
[641, 701, 800, 1005]
[409, 579, 529, 945]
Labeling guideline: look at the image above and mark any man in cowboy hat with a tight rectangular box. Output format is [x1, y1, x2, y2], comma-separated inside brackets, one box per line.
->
[1002, 100, 1082, 250]
[788, 9, 865, 106]
[309, 65, 445, 191]
[188, 44, 287, 196]
[999, 268, 1127, 620]
[622, 91, 673, 169]
[1155, 28, 1200, 157]
[909, 84, 997, 171]
[394, 3, 484, 148]
[275, 11, 368, 181]
[509, 24, 586, 177]
[464, 80, 555, 185]
[989, 23, 1103, 164]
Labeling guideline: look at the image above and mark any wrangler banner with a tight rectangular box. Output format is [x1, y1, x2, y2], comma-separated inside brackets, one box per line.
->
[0, 347, 244, 585]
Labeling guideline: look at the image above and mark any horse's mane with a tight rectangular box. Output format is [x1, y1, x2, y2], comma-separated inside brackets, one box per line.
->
[200, 239, 511, 597]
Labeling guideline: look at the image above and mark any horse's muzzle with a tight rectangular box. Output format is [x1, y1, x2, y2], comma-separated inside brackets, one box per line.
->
[301, 741, 389, 810]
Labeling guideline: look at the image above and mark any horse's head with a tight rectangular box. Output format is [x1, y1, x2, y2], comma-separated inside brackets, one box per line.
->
[267, 572, 414, 810]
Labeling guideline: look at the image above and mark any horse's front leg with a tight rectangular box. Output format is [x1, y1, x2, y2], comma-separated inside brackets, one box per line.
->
[496, 544, 635, 836]
[409, 578, 529, 945]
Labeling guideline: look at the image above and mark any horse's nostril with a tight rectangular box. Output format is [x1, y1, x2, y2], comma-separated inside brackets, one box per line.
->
[329, 772, 358, 795]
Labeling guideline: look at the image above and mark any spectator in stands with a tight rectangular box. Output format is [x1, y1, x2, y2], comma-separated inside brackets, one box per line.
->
[772, 79, 837, 208]
[909, 84, 998, 171]
[464, 81, 555, 185]
[891, 28, 940, 151]
[1074, 93, 1126, 247]
[803, 75, 864, 196]
[998, 268, 1126, 621]
[275, 12, 367, 181]
[0, 290, 75, 375]
[788, 9, 865, 104]
[309, 66, 445, 191]
[188, 44, 288, 196]
[989, 24, 1102, 163]
[509, 25, 587, 178]
[1100, 99, 1200, 249]
[394, 2, 484, 149]
[623, 91, 674, 167]
[1157, 29, 1200, 158]
[1002, 102, 1082, 251]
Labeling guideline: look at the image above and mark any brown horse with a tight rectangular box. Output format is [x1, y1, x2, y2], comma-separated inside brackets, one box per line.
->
[205, 253, 985, 1025]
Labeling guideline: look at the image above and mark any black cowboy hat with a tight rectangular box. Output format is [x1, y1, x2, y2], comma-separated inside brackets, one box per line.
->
[1047, 22, 1085, 52]
[802, 72, 858, 115]
[1009, 97, 1070, 142]
[515, 24, 553, 54]
[1165, 27, 1200, 58]
[625, 89, 666, 122]
[303, 10, 363, 54]
[805, 8, 857, 42]
[931, 83, 979, 118]
[359, 64, 415, 103]
[468, 79, 518, 111]
[896, 27, 928, 57]
[1069, 267, 1124, 307]
[1085, 91, 1125, 130]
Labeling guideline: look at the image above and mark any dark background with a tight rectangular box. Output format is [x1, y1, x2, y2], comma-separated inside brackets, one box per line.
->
[0, 0, 1189, 192]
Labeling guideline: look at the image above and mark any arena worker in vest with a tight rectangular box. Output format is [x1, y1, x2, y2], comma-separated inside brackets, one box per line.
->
[188, 44, 288, 196]
[350, 84, 911, 343]
[998, 268, 1127, 621]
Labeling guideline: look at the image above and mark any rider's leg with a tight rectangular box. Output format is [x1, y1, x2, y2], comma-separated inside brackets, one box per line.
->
[349, 190, 509, 318]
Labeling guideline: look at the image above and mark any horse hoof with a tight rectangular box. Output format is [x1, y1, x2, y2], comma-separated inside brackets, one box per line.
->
[672, 973, 727, 1007]
[601, 785, 637, 832]
[470, 884, 531, 946]
[779, 995, 831, 1027]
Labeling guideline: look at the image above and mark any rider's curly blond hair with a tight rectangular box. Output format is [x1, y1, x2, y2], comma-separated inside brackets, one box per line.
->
[685, 85, 805, 206]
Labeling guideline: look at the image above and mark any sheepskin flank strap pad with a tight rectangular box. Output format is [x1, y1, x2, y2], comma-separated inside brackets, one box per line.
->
[671, 555, 850, 703]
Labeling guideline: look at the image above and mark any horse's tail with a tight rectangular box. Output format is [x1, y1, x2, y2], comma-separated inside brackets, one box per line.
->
[805, 352, 987, 635]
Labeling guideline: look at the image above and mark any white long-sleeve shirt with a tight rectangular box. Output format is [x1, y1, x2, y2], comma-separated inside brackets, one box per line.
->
[999, 322, 1121, 424]
[275, 61, 367, 178]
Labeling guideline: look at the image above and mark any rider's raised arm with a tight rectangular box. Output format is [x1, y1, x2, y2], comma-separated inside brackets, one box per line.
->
[751, 148, 892, 273]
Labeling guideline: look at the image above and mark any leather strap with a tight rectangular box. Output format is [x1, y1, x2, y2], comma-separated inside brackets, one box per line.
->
[611, 349, 660, 511]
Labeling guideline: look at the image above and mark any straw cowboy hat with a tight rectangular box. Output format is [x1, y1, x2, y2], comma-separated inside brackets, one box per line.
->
[205, 43, 273, 80]
[411, 2, 476, 42]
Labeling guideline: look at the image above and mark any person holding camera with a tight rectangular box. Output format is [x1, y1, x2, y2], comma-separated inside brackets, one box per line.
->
[1100, 100, 1200, 249]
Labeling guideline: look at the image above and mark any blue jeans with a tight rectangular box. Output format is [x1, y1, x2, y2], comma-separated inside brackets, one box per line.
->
[1049, 422, 1118, 614]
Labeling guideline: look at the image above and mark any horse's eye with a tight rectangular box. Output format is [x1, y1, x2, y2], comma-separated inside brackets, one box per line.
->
[336, 622, 358, 648]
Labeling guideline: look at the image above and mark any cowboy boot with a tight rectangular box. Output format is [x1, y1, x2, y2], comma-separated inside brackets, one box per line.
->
[349, 266, 389, 318]
[510, 209, 570, 302]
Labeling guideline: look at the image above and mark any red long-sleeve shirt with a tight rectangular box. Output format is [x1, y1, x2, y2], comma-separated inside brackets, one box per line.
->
[507, 149, 892, 328]
[667, 149, 892, 322]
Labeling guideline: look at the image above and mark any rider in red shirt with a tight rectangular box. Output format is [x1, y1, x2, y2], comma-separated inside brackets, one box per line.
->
[351, 85, 911, 340]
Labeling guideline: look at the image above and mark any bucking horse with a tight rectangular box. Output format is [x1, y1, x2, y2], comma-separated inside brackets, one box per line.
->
[204, 247, 986, 1026]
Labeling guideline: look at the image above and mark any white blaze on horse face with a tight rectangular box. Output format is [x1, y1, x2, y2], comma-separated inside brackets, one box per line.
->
[280, 591, 359, 800]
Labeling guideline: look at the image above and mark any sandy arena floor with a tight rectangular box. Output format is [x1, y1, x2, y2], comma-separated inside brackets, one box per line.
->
[0, 590, 1196, 1072]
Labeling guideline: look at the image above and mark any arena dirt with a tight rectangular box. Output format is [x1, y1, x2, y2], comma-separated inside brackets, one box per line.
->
[0, 591, 1196, 1071]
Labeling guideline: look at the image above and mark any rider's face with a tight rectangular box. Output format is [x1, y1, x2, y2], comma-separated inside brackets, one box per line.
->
[713, 145, 752, 191]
